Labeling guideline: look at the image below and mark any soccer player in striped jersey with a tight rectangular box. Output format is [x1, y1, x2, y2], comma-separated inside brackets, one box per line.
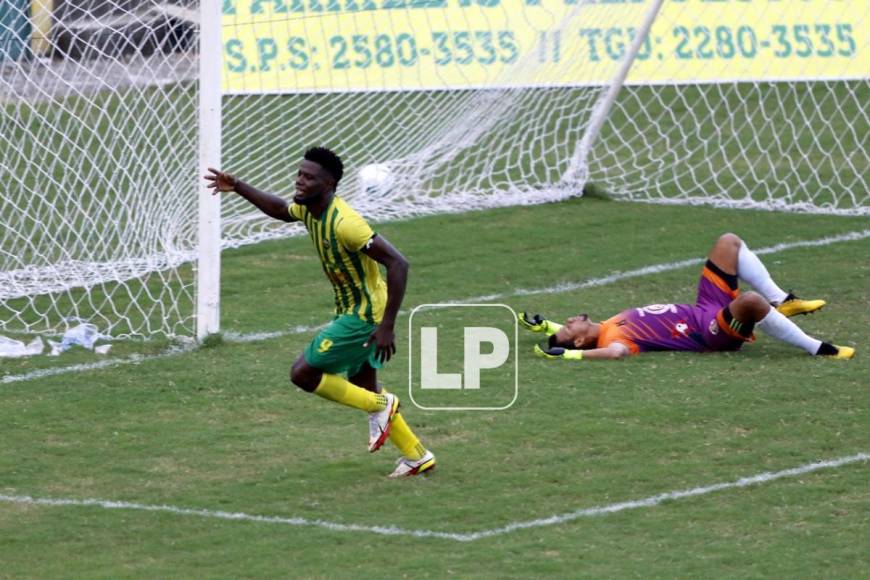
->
[521, 233, 854, 361]
[205, 147, 434, 477]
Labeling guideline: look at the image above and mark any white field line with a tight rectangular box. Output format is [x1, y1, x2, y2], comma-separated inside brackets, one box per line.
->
[4, 228, 869, 384]
[228, 228, 870, 335]
[455, 228, 870, 303]
[222, 324, 328, 343]
[1, 452, 866, 542]
[0, 343, 196, 385]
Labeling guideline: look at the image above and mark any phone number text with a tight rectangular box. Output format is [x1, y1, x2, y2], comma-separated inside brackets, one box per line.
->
[224, 22, 859, 74]
[225, 31, 519, 72]
[572, 23, 857, 63]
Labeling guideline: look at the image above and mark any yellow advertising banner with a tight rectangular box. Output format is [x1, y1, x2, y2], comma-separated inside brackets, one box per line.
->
[221, 0, 868, 93]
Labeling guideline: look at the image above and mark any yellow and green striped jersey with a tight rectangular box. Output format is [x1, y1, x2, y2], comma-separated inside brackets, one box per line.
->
[289, 197, 386, 324]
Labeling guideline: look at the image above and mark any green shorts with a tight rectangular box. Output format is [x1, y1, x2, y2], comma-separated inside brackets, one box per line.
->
[303, 314, 383, 377]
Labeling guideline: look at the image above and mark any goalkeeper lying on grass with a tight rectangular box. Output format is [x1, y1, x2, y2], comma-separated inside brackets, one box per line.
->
[520, 233, 855, 361]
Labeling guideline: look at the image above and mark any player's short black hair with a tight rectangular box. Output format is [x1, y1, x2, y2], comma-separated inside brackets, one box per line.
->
[548, 335, 574, 350]
[304, 146, 344, 184]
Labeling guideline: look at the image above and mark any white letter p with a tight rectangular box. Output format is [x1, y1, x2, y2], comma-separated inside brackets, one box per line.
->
[463, 327, 509, 390]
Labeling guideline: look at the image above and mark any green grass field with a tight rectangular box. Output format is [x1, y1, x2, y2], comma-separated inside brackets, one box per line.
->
[2, 197, 868, 577]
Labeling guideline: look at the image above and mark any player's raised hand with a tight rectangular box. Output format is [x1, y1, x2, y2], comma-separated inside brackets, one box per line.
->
[204, 167, 237, 194]
[519, 312, 548, 332]
[519, 312, 563, 336]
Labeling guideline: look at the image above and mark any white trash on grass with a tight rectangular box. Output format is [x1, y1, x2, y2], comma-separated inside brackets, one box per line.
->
[0, 335, 45, 358]
[48, 324, 111, 356]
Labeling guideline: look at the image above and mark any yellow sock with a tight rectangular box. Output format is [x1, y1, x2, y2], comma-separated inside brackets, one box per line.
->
[313, 374, 386, 413]
[389, 413, 426, 460]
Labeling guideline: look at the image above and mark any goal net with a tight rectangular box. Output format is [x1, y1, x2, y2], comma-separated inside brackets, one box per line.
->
[1, 0, 867, 340]
[1, 0, 199, 339]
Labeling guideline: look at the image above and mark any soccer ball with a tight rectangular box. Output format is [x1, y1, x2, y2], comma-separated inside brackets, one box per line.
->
[358, 163, 394, 197]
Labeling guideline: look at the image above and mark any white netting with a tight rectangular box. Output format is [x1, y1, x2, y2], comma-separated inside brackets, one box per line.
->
[1, 0, 867, 340]
[220, 0, 868, 252]
[0, 0, 199, 338]
[590, 2, 868, 214]
[219, 1, 627, 246]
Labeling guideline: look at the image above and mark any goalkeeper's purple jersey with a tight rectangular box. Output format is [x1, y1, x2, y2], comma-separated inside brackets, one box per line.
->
[596, 263, 750, 355]
[597, 304, 717, 354]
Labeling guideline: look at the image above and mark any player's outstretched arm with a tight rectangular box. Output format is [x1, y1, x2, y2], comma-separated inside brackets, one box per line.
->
[362, 235, 409, 363]
[534, 342, 628, 361]
[204, 168, 294, 222]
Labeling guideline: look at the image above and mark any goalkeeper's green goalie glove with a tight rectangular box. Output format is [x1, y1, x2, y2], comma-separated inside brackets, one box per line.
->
[518, 312, 563, 336]
[534, 342, 584, 361]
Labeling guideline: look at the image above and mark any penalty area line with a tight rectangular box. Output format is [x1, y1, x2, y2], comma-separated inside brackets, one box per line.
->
[1, 452, 866, 542]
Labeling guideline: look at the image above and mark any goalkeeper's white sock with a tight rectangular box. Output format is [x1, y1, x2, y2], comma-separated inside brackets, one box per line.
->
[756, 308, 821, 354]
[737, 241, 789, 304]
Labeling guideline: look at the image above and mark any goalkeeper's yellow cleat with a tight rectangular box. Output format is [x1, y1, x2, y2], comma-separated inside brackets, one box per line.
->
[519, 312, 563, 336]
[826, 345, 855, 360]
[534, 342, 584, 361]
[776, 294, 826, 317]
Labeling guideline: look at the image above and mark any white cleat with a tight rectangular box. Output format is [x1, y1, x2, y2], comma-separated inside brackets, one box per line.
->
[388, 450, 437, 478]
[367, 392, 398, 453]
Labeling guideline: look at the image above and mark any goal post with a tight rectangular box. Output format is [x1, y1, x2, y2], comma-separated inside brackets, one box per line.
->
[197, 0, 222, 341]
